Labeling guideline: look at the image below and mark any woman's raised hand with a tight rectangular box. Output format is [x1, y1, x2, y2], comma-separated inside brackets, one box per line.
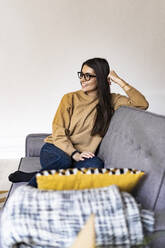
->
[107, 70, 121, 85]
[72, 151, 95, 162]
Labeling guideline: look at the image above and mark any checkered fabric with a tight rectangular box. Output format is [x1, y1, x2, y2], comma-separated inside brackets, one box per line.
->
[1, 185, 154, 248]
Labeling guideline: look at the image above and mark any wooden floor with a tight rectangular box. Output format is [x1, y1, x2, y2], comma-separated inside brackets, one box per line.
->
[0, 191, 8, 209]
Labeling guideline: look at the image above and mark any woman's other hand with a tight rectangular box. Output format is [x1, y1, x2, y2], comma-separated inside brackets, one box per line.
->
[107, 70, 130, 89]
[72, 151, 95, 162]
[107, 70, 121, 85]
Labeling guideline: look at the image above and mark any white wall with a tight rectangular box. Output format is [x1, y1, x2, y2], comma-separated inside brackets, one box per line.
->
[0, 0, 165, 158]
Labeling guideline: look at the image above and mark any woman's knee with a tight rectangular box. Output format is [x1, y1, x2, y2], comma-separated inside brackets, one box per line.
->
[40, 143, 72, 169]
[96, 157, 104, 168]
[88, 157, 104, 168]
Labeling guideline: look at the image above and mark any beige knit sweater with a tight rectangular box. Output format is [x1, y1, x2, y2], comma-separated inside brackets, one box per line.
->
[45, 85, 149, 156]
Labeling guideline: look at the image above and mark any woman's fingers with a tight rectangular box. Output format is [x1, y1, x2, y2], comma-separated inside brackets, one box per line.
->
[79, 157, 85, 161]
[80, 152, 95, 159]
[107, 71, 118, 84]
[109, 70, 121, 84]
[73, 151, 95, 162]
[82, 152, 95, 158]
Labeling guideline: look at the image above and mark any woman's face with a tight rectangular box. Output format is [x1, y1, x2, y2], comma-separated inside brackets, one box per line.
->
[80, 65, 97, 96]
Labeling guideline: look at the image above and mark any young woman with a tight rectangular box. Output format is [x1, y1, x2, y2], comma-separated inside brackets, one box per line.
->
[9, 58, 149, 186]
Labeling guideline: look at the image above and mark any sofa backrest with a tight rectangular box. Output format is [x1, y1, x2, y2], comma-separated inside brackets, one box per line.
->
[98, 106, 165, 211]
[25, 133, 50, 157]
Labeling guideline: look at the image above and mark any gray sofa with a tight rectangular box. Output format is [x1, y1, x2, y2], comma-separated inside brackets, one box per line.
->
[1, 106, 165, 247]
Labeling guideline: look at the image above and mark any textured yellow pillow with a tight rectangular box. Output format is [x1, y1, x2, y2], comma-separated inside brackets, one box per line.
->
[36, 168, 145, 192]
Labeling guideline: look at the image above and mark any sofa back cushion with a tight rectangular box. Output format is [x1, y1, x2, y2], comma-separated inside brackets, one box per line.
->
[98, 106, 165, 211]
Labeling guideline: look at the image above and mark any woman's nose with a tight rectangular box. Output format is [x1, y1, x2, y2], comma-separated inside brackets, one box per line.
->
[80, 77, 86, 82]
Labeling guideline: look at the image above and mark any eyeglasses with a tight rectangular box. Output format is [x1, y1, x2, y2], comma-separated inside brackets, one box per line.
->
[77, 72, 96, 81]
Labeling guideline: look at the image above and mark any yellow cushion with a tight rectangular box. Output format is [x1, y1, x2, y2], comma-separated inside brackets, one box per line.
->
[36, 168, 145, 192]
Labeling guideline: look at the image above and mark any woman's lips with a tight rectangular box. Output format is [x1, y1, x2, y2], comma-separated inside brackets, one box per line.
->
[82, 83, 88, 88]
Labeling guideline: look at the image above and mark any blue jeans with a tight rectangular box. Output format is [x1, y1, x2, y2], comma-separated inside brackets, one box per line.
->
[28, 143, 104, 187]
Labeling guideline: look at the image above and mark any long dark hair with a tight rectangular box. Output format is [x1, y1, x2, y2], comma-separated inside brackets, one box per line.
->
[81, 58, 114, 137]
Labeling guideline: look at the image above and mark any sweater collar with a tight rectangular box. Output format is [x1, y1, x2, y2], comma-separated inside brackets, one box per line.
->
[79, 90, 98, 101]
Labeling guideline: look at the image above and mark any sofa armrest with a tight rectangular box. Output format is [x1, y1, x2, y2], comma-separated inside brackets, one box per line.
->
[25, 133, 50, 157]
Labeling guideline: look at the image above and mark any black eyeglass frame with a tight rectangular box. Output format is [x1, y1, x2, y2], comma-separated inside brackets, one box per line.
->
[77, 72, 96, 81]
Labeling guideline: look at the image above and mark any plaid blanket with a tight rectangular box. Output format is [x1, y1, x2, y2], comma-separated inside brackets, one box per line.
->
[1, 185, 154, 248]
